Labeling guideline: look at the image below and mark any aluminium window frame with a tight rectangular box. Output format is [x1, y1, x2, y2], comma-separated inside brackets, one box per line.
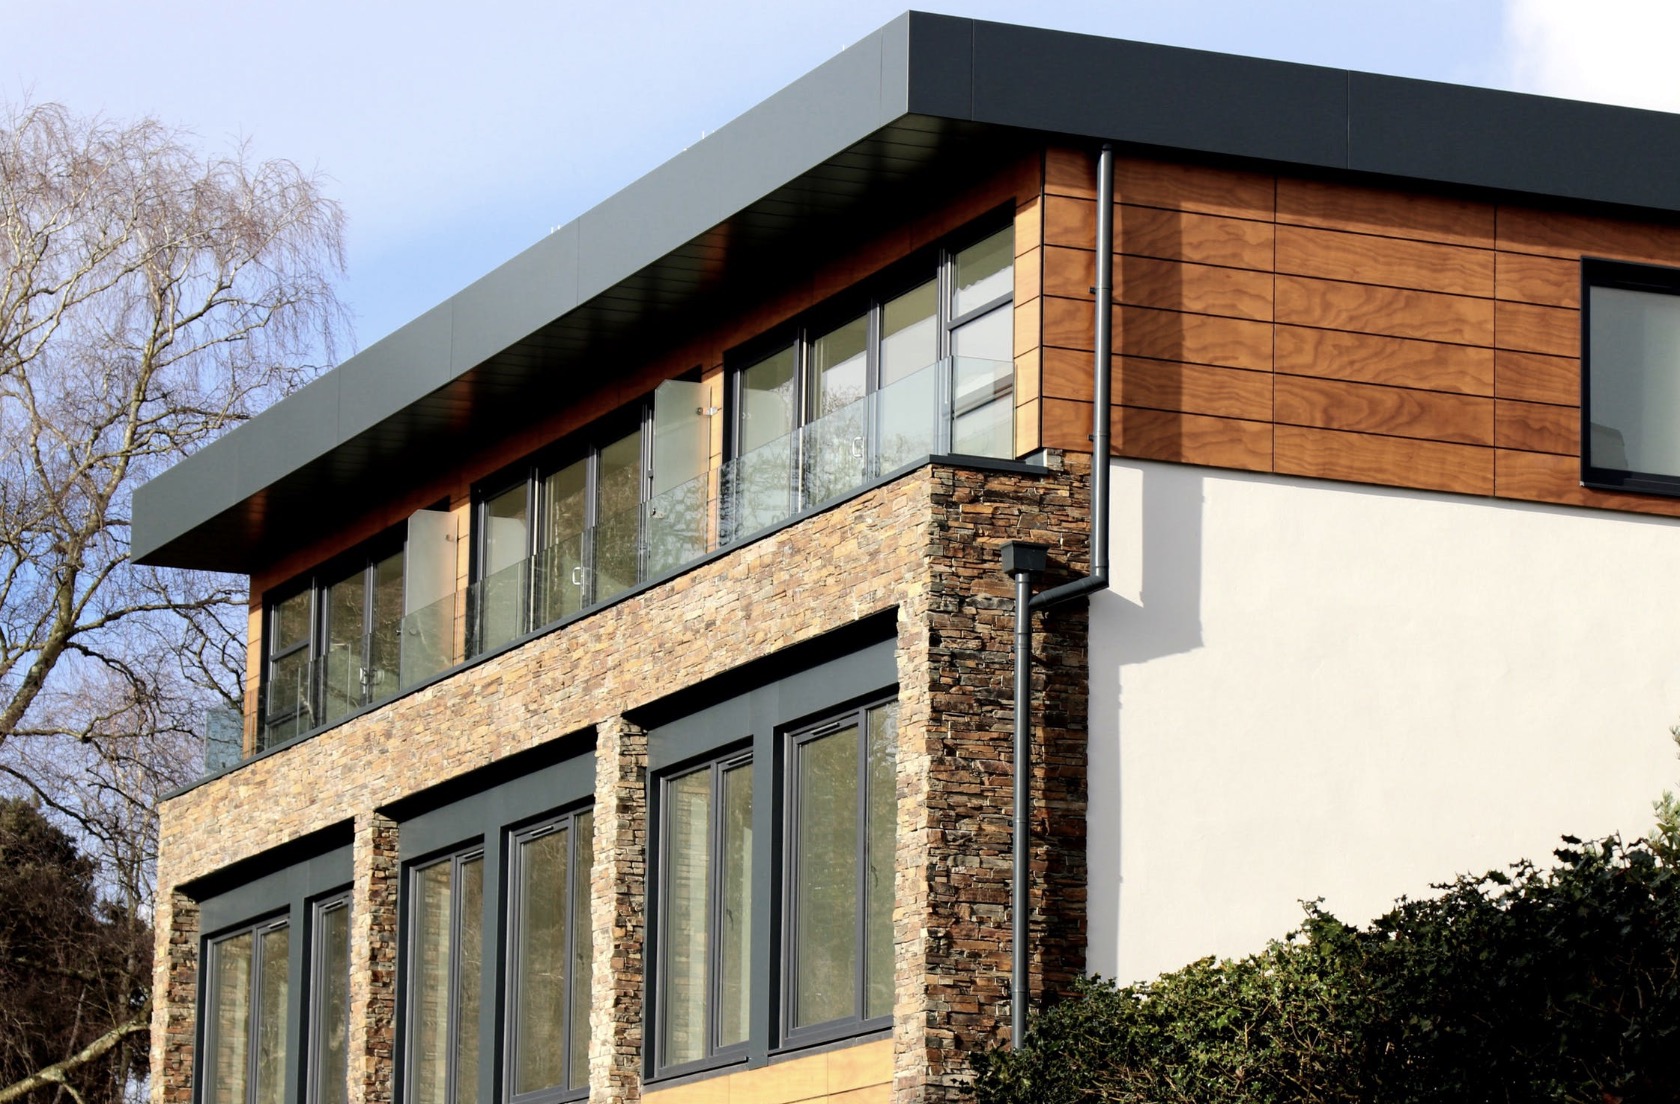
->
[259, 532, 408, 751]
[1580, 255, 1680, 496]
[648, 745, 755, 1081]
[503, 804, 596, 1104]
[201, 913, 292, 1104]
[778, 695, 898, 1049]
[304, 892, 353, 1104]
[724, 215, 1017, 516]
[470, 403, 655, 647]
[403, 843, 488, 1104]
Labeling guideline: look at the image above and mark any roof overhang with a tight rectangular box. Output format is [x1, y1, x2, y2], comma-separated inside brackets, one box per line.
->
[132, 12, 1680, 573]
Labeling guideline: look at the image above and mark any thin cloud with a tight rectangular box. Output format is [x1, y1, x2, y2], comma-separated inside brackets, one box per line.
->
[1505, 0, 1680, 112]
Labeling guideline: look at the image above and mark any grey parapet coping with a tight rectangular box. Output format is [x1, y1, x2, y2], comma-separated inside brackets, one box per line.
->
[131, 11, 1680, 574]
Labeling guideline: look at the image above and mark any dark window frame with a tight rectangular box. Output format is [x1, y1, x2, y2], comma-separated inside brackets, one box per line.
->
[778, 696, 898, 1049]
[649, 747, 755, 1080]
[403, 843, 487, 1104]
[470, 403, 655, 652]
[503, 805, 596, 1104]
[202, 913, 292, 1104]
[259, 531, 408, 752]
[1582, 255, 1680, 496]
[305, 892, 352, 1104]
[724, 216, 1016, 530]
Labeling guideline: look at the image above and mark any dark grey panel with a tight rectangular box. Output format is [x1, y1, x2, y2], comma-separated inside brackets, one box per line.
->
[903, 12, 973, 121]
[398, 754, 596, 861]
[1349, 72, 1680, 212]
[966, 20, 1350, 168]
[130, 439, 240, 564]
[449, 223, 581, 375]
[197, 843, 354, 935]
[234, 371, 342, 493]
[339, 303, 454, 440]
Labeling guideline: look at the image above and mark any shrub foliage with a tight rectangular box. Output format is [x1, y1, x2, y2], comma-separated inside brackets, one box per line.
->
[973, 831, 1680, 1104]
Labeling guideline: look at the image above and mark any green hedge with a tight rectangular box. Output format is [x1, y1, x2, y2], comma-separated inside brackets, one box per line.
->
[973, 830, 1680, 1104]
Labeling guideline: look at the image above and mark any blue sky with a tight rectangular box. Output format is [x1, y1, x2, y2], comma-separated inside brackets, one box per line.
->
[9, 0, 1673, 352]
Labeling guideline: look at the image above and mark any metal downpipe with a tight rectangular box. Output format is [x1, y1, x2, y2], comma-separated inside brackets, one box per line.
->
[1005, 141, 1114, 1048]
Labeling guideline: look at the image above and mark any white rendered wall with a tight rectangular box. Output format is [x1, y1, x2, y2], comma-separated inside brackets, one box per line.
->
[1087, 459, 1680, 983]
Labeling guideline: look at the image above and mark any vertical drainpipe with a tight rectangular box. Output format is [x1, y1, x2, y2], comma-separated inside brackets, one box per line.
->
[1000, 142, 1114, 1049]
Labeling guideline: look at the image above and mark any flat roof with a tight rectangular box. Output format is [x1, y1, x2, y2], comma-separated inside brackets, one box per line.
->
[132, 12, 1680, 572]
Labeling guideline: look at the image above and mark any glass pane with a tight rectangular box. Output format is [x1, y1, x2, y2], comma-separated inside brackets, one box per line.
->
[731, 347, 799, 540]
[594, 429, 643, 602]
[312, 903, 351, 1104]
[480, 485, 530, 652]
[401, 511, 455, 687]
[409, 862, 452, 1104]
[321, 567, 365, 725]
[661, 769, 712, 1066]
[539, 459, 589, 624]
[717, 764, 753, 1049]
[513, 828, 569, 1096]
[740, 346, 798, 452]
[953, 227, 1013, 317]
[271, 591, 311, 653]
[255, 926, 290, 1104]
[880, 280, 937, 387]
[266, 646, 312, 746]
[951, 303, 1014, 367]
[875, 360, 940, 474]
[1590, 284, 1680, 477]
[207, 932, 253, 1104]
[455, 858, 484, 1104]
[810, 315, 868, 418]
[865, 704, 898, 1019]
[569, 812, 595, 1090]
[793, 728, 859, 1028]
[364, 552, 403, 701]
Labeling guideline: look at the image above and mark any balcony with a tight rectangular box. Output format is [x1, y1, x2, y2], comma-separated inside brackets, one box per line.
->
[238, 356, 1011, 764]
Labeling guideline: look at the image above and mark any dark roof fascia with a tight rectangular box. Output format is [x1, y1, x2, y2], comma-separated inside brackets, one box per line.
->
[132, 12, 1680, 572]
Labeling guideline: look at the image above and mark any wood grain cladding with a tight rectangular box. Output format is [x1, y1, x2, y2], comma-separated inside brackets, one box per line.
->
[1036, 149, 1680, 520]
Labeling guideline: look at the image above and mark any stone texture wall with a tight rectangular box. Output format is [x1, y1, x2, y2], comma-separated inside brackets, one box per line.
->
[155, 892, 199, 1104]
[589, 717, 648, 1104]
[154, 458, 1090, 1104]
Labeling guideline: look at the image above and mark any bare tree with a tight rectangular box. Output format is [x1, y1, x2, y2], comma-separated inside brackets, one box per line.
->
[0, 101, 347, 1101]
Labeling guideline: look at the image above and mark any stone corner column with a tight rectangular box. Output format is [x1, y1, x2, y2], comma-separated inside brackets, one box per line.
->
[354, 813, 400, 1104]
[590, 716, 648, 1104]
[154, 889, 200, 1104]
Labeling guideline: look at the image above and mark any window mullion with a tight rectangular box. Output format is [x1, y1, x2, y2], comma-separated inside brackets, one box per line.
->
[854, 711, 869, 1023]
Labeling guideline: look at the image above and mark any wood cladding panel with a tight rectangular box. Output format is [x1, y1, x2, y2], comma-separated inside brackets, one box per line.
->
[1275, 425, 1494, 496]
[1495, 399, 1577, 455]
[1497, 252, 1579, 307]
[1118, 204, 1275, 270]
[1276, 177, 1494, 247]
[1274, 376, 1494, 446]
[1497, 207, 1680, 265]
[1045, 147, 1097, 199]
[1048, 398, 1275, 471]
[1276, 275, 1495, 345]
[1114, 157, 1274, 220]
[1115, 255, 1273, 321]
[1274, 224, 1494, 297]
[1494, 450, 1680, 519]
[1116, 358, 1273, 422]
[1274, 326, 1494, 396]
[1116, 306, 1274, 372]
[1495, 350, 1578, 406]
[1495, 301, 1578, 357]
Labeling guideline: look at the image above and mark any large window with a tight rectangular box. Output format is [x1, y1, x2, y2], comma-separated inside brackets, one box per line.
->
[784, 700, 897, 1040]
[398, 745, 596, 1104]
[471, 383, 708, 654]
[1584, 258, 1680, 495]
[204, 918, 290, 1104]
[726, 223, 1014, 539]
[645, 634, 898, 1078]
[655, 753, 753, 1073]
[193, 839, 352, 1104]
[260, 511, 454, 751]
[507, 810, 595, 1102]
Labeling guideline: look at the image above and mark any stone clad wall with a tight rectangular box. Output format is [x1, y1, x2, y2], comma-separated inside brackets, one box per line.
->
[153, 458, 1092, 1104]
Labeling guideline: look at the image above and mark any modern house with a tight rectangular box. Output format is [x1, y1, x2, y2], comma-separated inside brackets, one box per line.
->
[136, 14, 1680, 1104]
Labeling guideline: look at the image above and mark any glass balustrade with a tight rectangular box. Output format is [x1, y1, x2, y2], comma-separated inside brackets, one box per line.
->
[248, 357, 1011, 760]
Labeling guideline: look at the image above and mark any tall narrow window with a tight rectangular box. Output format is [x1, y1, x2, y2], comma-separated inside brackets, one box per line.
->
[204, 919, 290, 1104]
[726, 222, 1014, 540]
[507, 808, 595, 1101]
[785, 699, 897, 1037]
[657, 754, 753, 1073]
[408, 850, 484, 1104]
[309, 897, 351, 1104]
